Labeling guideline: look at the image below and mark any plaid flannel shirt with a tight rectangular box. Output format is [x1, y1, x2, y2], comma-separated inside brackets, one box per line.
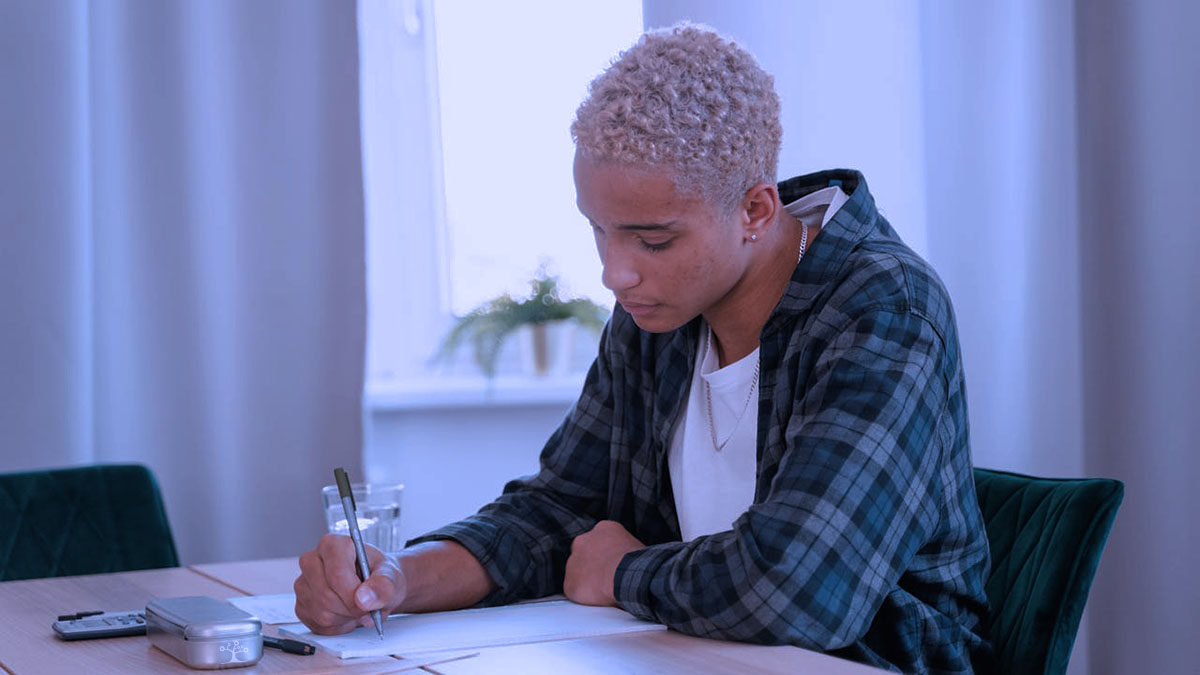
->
[412, 170, 993, 673]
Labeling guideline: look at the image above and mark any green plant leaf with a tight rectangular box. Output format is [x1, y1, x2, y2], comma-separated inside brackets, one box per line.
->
[432, 270, 611, 377]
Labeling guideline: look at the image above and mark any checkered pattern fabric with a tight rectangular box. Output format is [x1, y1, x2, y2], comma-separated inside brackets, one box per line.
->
[412, 170, 993, 673]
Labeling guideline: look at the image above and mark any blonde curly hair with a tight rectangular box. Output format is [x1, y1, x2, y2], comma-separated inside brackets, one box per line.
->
[571, 23, 782, 210]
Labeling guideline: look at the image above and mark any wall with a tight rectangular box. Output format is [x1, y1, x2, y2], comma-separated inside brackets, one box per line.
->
[1077, 1, 1200, 673]
[1, 0, 366, 565]
[365, 401, 570, 545]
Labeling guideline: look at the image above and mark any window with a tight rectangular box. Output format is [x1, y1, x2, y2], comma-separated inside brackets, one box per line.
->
[360, 0, 643, 395]
[434, 0, 643, 314]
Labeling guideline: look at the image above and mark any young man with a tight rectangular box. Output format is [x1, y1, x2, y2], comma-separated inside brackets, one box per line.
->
[296, 23, 993, 673]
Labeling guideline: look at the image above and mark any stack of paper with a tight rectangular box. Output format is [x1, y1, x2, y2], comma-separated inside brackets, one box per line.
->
[226, 594, 299, 624]
[278, 599, 666, 659]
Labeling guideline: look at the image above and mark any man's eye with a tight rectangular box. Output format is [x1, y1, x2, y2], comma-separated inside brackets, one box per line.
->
[640, 239, 671, 252]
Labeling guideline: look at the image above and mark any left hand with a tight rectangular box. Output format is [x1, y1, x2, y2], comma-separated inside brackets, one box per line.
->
[563, 520, 645, 606]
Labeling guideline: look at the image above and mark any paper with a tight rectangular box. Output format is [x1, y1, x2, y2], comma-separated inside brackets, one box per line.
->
[278, 599, 666, 659]
[227, 594, 300, 625]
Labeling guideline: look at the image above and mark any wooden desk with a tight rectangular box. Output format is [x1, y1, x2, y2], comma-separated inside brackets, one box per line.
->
[426, 630, 888, 675]
[193, 557, 298, 596]
[2, 560, 888, 674]
[0, 564, 406, 674]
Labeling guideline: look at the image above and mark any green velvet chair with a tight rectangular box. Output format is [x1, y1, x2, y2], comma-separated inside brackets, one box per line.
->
[974, 467, 1123, 675]
[0, 464, 179, 581]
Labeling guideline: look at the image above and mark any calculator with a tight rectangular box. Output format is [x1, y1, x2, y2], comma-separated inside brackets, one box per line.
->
[53, 611, 147, 640]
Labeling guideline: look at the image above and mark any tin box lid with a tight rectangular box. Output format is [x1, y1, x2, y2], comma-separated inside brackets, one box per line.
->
[146, 596, 261, 639]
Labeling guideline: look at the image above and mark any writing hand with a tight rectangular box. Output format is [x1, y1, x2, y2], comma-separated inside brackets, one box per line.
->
[294, 533, 405, 635]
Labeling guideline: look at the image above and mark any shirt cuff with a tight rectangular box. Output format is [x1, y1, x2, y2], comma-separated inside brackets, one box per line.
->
[613, 542, 686, 621]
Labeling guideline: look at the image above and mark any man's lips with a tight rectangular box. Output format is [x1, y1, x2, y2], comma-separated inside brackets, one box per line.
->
[619, 300, 659, 316]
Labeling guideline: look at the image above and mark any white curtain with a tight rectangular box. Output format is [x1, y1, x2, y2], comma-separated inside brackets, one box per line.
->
[645, 1, 1200, 674]
[0, 0, 366, 565]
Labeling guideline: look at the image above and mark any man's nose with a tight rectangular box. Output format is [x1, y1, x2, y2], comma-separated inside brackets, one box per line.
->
[600, 249, 640, 292]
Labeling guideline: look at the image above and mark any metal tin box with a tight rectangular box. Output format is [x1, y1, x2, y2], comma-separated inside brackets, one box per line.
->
[145, 596, 263, 669]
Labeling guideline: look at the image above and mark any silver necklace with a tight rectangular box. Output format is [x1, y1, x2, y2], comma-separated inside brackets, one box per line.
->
[703, 325, 760, 452]
[703, 219, 808, 451]
[797, 218, 809, 263]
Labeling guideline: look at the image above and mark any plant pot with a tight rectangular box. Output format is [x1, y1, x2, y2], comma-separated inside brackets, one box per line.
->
[517, 320, 575, 377]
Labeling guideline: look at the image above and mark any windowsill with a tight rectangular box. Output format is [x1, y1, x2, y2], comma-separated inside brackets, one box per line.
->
[365, 372, 587, 411]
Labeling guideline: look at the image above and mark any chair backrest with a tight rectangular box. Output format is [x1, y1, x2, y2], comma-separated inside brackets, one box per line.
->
[0, 464, 179, 581]
[973, 467, 1122, 675]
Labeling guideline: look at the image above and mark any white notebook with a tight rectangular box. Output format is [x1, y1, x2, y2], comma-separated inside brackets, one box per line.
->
[226, 594, 299, 624]
[278, 598, 666, 659]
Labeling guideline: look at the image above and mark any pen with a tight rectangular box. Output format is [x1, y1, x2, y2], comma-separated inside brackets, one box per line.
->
[334, 467, 385, 640]
[263, 635, 316, 655]
[57, 610, 104, 621]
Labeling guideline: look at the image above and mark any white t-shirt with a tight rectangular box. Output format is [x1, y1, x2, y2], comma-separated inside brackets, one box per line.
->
[667, 185, 848, 542]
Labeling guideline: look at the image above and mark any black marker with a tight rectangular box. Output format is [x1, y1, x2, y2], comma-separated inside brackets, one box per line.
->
[57, 610, 104, 621]
[263, 635, 316, 655]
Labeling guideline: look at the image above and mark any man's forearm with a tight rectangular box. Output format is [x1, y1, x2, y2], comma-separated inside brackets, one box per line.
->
[391, 540, 495, 613]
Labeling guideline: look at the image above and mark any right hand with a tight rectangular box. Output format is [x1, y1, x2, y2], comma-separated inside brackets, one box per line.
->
[294, 533, 405, 635]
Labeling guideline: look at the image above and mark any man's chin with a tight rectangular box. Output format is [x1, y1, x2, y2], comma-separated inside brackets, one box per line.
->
[627, 311, 689, 334]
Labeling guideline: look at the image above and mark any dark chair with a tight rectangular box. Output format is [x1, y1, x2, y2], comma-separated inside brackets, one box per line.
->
[0, 464, 179, 581]
[974, 467, 1123, 675]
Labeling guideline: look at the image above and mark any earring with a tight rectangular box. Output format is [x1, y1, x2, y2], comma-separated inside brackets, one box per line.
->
[750, 233, 758, 241]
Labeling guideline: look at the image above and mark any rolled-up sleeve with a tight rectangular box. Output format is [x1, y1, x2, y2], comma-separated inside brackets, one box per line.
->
[408, 320, 619, 605]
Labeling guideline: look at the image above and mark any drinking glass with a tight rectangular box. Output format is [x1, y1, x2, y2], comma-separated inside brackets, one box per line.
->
[321, 482, 404, 552]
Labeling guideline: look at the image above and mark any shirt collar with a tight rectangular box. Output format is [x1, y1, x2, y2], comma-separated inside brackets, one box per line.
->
[783, 185, 849, 229]
[770, 169, 881, 319]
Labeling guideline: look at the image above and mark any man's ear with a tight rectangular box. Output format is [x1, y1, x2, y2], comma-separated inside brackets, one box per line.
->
[741, 182, 781, 242]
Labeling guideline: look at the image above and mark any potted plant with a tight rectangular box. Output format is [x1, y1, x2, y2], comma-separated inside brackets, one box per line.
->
[436, 269, 609, 377]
